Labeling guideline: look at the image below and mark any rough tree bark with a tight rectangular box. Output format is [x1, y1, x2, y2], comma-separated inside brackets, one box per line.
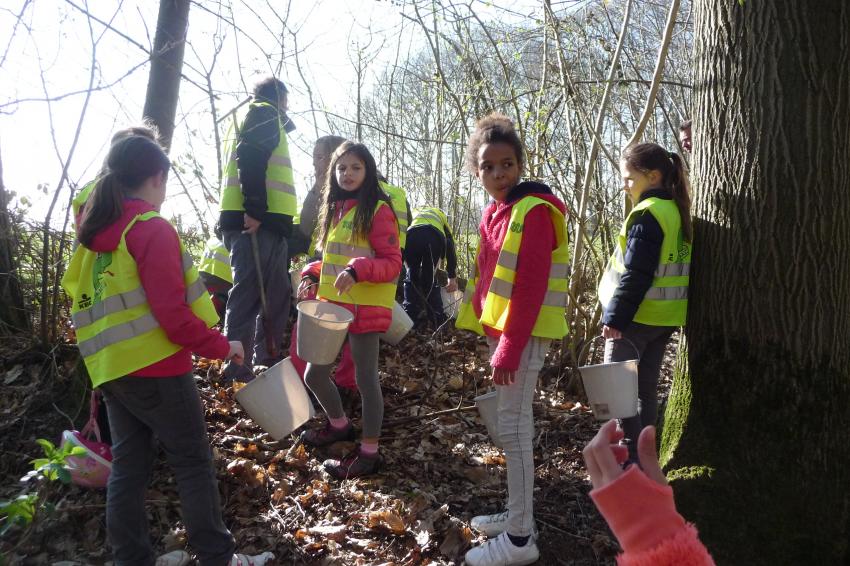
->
[661, 2, 850, 564]
[142, 0, 191, 151]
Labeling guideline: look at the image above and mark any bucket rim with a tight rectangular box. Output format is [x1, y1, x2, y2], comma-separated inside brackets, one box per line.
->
[296, 299, 354, 323]
[473, 390, 498, 402]
[234, 357, 297, 400]
[578, 359, 638, 372]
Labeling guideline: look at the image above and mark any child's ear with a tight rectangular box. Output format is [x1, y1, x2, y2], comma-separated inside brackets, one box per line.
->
[648, 169, 662, 186]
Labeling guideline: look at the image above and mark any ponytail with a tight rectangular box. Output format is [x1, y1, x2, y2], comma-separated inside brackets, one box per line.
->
[77, 135, 170, 248]
[622, 142, 693, 242]
[668, 152, 692, 242]
[78, 173, 125, 247]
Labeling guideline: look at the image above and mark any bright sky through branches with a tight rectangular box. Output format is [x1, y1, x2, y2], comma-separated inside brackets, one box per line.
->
[0, 0, 559, 228]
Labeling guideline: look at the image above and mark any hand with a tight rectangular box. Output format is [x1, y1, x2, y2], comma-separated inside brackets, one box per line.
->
[491, 366, 516, 386]
[334, 270, 355, 295]
[242, 214, 261, 234]
[444, 278, 458, 293]
[227, 341, 245, 365]
[602, 325, 623, 340]
[583, 421, 667, 491]
[297, 277, 315, 301]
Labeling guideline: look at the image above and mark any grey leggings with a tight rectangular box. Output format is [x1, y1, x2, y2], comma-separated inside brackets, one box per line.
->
[304, 332, 383, 438]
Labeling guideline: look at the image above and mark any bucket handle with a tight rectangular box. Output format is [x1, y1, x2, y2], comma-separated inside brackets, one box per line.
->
[297, 281, 359, 319]
[578, 334, 640, 366]
[79, 390, 103, 443]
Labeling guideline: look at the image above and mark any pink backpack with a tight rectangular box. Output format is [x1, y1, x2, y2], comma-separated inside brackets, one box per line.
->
[61, 391, 113, 488]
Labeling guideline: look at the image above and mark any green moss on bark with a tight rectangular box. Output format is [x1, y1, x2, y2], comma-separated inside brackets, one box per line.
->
[661, 332, 850, 565]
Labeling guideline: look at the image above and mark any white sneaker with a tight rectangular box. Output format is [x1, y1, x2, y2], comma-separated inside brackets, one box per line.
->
[470, 511, 539, 539]
[230, 552, 275, 566]
[464, 532, 539, 566]
[470, 511, 509, 536]
[155, 550, 191, 566]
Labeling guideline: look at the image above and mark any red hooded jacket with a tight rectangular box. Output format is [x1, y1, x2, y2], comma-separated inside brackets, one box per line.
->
[471, 182, 567, 371]
[319, 198, 402, 334]
[78, 199, 230, 376]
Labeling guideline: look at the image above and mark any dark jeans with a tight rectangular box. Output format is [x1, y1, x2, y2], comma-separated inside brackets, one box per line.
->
[402, 226, 446, 325]
[101, 374, 235, 566]
[222, 229, 290, 379]
[604, 322, 675, 462]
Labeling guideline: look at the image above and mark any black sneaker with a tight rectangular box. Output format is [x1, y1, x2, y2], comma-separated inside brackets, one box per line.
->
[323, 446, 381, 479]
[300, 421, 355, 447]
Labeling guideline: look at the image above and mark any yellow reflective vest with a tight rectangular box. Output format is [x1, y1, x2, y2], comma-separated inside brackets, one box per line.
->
[597, 197, 691, 326]
[72, 180, 97, 221]
[198, 237, 233, 285]
[410, 207, 450, 237]
[62, 211, 219, 387]
[456, 197, 570, 339]
[318, 202, 397, 308]
[379, 181, 409, 249]
[219, 101, 297, 216]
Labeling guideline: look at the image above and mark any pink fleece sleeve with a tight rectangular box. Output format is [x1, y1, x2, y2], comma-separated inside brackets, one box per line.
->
[591, 466, 715, 566]
[490, 205, 554, 370]
[127, 218, 230, 361]
[348, 205, 402, 283]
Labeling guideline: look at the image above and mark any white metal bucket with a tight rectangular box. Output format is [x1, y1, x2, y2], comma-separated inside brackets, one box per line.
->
[578, 359, 639, 420]
[296, 300, 353, 364]
[473, 390, 502, 448]
[441, 288, 463, 319]
[380, 301, 413, 345]
[235, 357, 315, 440]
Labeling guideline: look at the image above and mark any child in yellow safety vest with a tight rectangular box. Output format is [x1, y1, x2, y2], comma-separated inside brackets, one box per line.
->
[597, 142, 692, 465]
[62, 136, 273, 566]
[299, 141, 402, 479]
[456, 113, 570, 566]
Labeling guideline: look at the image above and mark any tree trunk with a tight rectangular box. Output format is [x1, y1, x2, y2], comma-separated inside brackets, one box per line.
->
[0, 141, 29, 333]
[142, 0, 191, 151]
[661, 2, 850, 564]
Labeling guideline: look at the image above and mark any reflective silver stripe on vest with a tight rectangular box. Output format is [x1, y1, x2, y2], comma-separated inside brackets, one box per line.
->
[543, 290, 568, 307]
[204, 249, 229, 264]
[644, 286, 688, 300]
[225, 176, 240, 188]
[267, 179, 296, 196]
[268, 154, 293, 168]
[181, 251, 193, 271]
[496, 250, 569, 278]
[77, 313, 162, 358]
[325, 241, 373, 258]
[72, 287, 148, 329]
[655, 262, 690, 277]
[463, 284, 475, 301]
[496, 250, 518, 270]
[186, 278, 207, 304]
[321, 262, 347, 278]
[489, 277, 566, 307]
[414, 212, 444, 226]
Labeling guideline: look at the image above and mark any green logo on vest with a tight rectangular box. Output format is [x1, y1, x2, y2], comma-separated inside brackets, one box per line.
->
[92, 251, 113, 304]
[510, 221, 523, 234]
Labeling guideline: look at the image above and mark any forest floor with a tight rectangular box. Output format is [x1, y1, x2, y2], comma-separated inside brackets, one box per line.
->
[0, 325, 677, 565]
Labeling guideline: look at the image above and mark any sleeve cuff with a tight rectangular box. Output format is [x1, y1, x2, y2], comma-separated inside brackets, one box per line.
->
[590, 466, 686, 554]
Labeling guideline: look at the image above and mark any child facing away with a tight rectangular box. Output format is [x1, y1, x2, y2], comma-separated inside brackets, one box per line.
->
[298, 141, 402, 479]
[597, 142, 692, 465]
[583, 421, 715, 565]
[456, 113, 570, 566]
[62, 136, 272, 566]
